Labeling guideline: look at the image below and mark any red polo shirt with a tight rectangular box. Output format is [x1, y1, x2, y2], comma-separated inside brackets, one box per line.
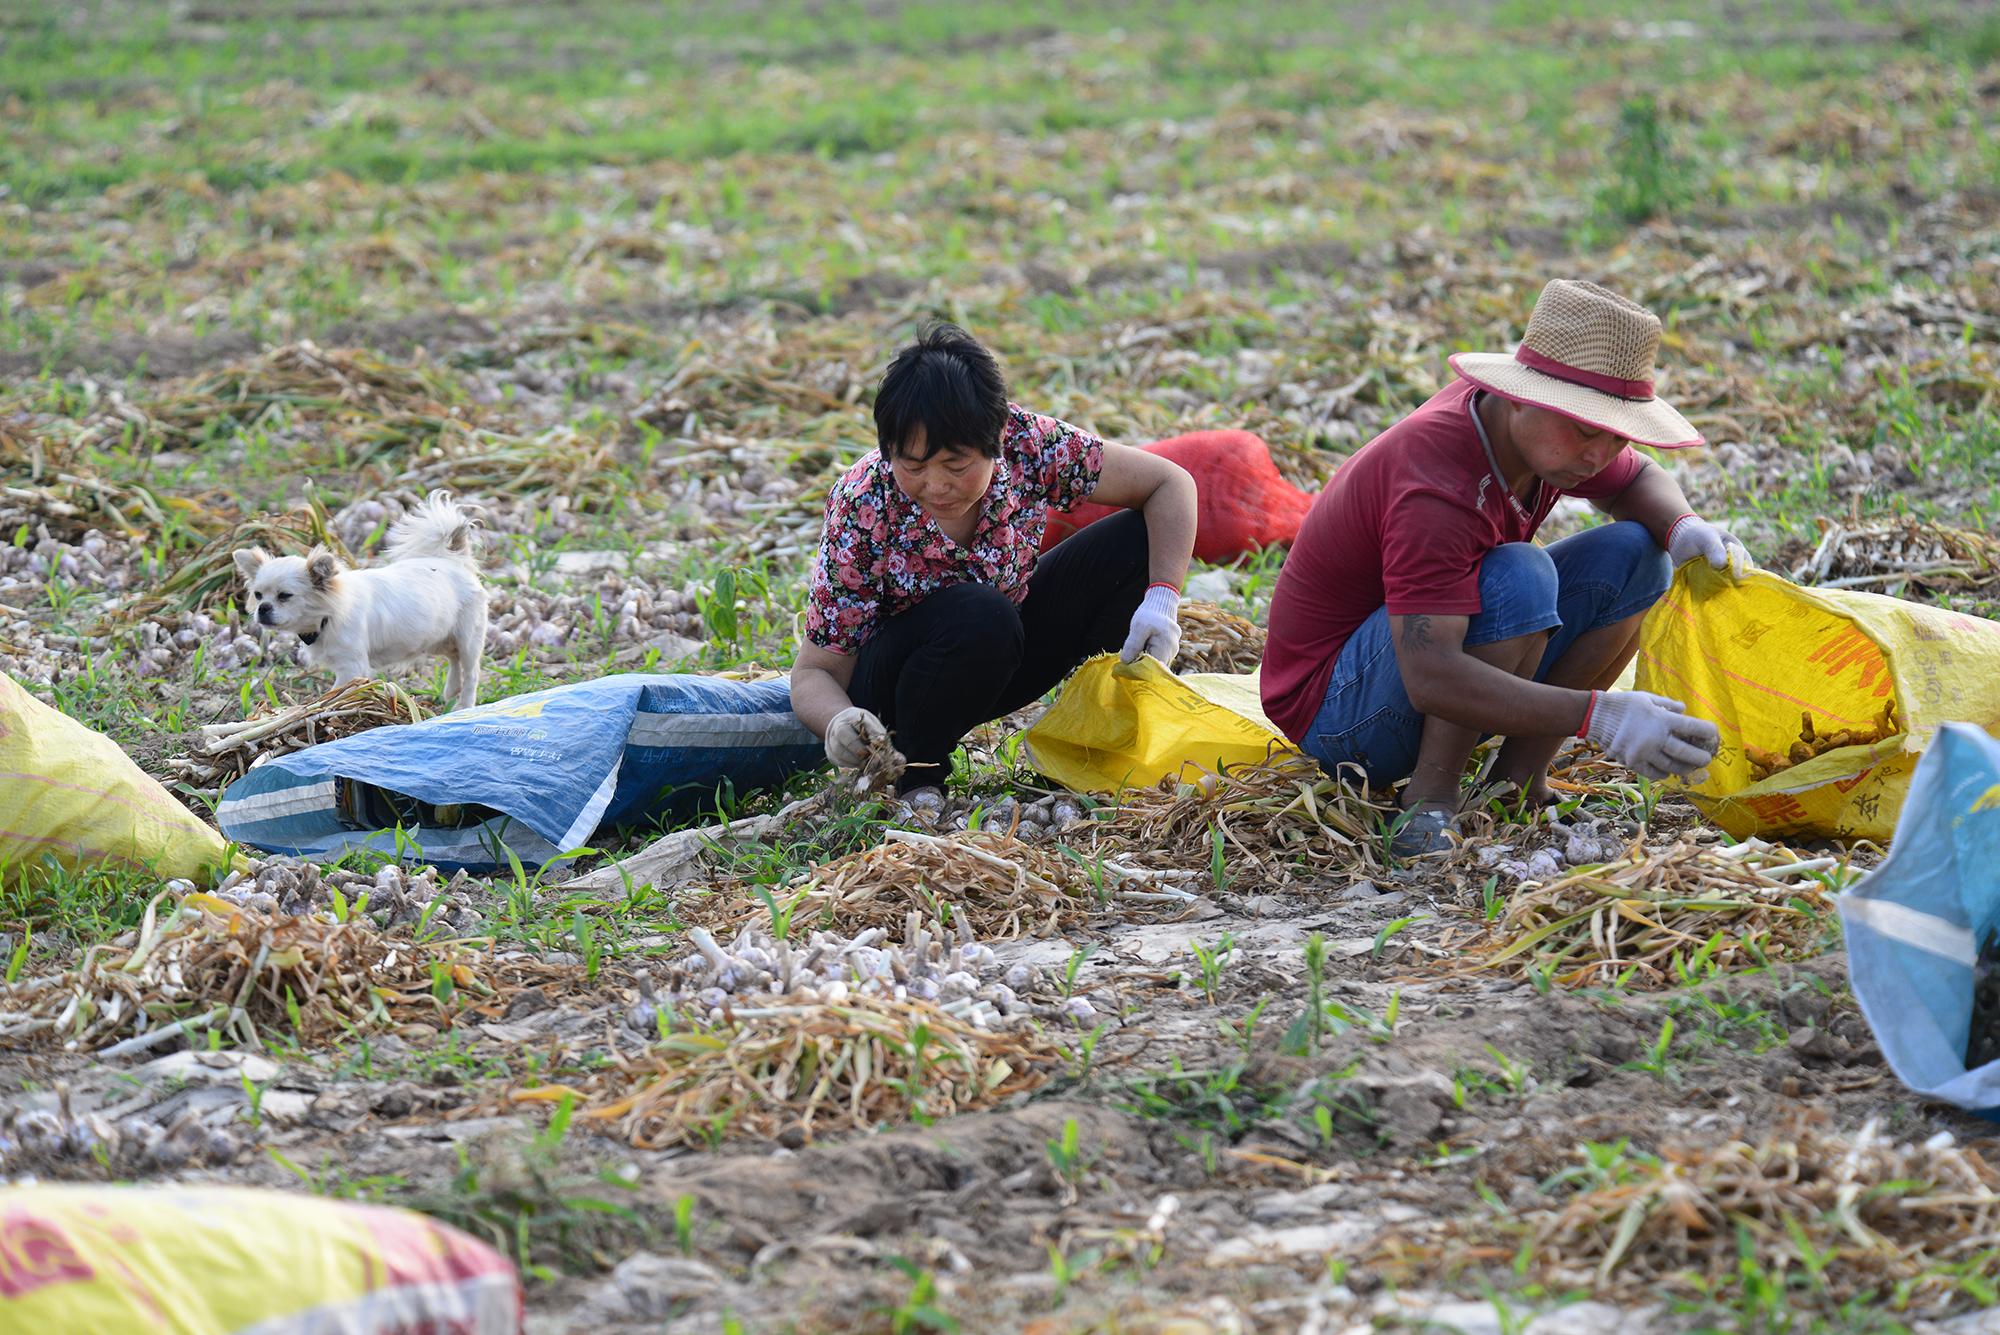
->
[1261, 379, 1645, 742]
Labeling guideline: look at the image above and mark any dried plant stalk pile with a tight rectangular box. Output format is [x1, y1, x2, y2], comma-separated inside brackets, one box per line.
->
[169, 678, 431, 785]
[1455, 839, 1843, 988]
[1543, 749, 1657, 801]
[116, 496, 350, 622]
[1103, 754, 1398, 885]
[1438, 1119, 2000, 1314]
[400, 421, 627, 507]
[561, 993, 1064, 1149]
[1797, 515, 2000, 593]
[95, 340, 465, 452]
[0, 894, 509, 1051]
[1174, 600, 1267, 674]
[696, 828, 1104, 940]
[1, 422, 187, 540]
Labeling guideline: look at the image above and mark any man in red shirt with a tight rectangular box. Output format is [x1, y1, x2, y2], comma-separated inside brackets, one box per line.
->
[1263, 280, 1748, 855]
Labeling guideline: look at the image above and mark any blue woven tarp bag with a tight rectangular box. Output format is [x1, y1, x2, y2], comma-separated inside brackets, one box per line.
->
[1839, 722, 2000, 1113]
[216, 674, 822, 872]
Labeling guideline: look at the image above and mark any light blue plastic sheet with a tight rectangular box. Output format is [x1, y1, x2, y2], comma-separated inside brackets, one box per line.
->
[216, 674, 822, 872]
[1839, 722, 2000, 1113]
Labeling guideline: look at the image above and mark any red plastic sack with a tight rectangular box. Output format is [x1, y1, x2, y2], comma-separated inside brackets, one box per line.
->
[1041, 430, 1314, 563]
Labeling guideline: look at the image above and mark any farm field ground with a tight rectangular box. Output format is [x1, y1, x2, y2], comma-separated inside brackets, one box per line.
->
[5, 2, 2000, 1331]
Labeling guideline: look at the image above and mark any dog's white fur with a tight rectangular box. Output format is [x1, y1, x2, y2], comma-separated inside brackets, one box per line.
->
[233, 491, 488, 710]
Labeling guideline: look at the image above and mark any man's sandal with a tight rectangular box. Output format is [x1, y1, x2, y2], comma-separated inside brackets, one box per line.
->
[1390, 806, 1461, 858]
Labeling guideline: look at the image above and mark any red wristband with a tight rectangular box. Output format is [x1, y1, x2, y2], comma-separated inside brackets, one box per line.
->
[1575, 690, 1598, 740]
[1147, 581, 1181, 595]
[1665, 513, 1699, 545]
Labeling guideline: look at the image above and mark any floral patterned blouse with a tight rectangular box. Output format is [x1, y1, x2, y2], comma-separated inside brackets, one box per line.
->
[805, 403, 1107, 653]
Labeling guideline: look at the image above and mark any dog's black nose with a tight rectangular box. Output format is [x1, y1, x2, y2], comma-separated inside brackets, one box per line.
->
[257, 604, 274, 625]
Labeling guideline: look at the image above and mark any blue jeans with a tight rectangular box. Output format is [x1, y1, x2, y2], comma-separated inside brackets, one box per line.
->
[1301, 521, 1671, 786]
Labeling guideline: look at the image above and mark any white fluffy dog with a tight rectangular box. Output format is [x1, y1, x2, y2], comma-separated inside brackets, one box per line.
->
[233, 491, 488, 710]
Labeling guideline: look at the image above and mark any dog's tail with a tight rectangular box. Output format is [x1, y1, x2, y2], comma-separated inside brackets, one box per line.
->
[382, 490, 480, 564]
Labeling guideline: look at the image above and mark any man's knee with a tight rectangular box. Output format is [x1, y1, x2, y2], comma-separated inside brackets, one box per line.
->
[1618, 521, 1673, 604]
[1470, 543, 1559, 647]
[1575, 520, 1672, 612]
[1480, 542, 1559, 605]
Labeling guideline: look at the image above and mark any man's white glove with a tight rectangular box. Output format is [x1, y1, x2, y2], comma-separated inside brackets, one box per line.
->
[824, 705, 888, 768]
[1583, 689, 1720, 781]
[1666, 513, 1753, 580]
[1119, 584, 1182, 666]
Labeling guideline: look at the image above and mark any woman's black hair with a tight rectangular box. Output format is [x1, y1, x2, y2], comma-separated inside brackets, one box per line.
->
[873, 322, 1009, 461]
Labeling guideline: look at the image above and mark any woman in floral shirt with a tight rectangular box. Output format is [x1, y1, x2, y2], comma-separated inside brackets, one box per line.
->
[790, 323, 1198, 799]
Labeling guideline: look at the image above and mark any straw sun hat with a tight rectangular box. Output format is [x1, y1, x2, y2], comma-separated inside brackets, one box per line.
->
[1448, 279, 1703, 449]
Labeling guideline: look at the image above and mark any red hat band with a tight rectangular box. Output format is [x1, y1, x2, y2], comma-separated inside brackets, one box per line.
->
[1513, 345, 1655, 402]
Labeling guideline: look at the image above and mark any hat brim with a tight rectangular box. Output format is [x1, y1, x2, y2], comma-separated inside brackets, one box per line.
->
[1448, 352, 1703, 450]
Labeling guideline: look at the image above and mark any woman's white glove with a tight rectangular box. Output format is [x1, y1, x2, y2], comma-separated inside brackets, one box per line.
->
[824, 705, 888, 768]
[1666, 514, 1754, 580]
[1119, 584, 1182, 666]
[1584, 690, 1720, 781]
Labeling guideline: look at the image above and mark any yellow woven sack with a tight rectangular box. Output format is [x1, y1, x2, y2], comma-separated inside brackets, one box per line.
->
[0, 1184, 519, 1332]
[0, 673, 235, 884]
[1637, 562, 2000, 842]
[1024, 653, 1295, 794]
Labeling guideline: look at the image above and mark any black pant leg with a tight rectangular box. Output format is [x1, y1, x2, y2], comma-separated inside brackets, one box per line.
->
[992, 509, 1153, 716]
[847, 582, 1026, 791]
